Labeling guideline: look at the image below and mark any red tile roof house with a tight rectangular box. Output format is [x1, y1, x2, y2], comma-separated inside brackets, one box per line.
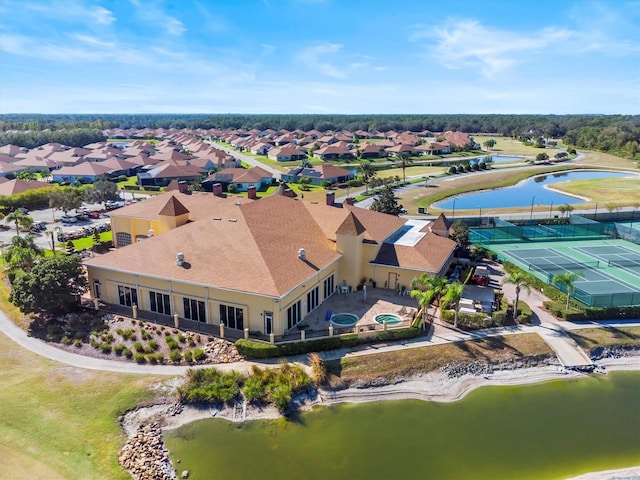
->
[201, 166, 273, 192]
[52, 161, 115, 183]
[281, 164, 354, 186]
[84, 191, 456, 338]
[312, 143, 354, 161]
[0, 179, 54, 196]
[267, 145, 308, 162]
[357, 142, 388, 159]
[413, 142, 452, 155]
[137, 162, 207, 187]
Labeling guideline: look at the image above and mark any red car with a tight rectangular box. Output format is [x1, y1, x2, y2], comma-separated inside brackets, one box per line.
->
[87, 211, 101, 219]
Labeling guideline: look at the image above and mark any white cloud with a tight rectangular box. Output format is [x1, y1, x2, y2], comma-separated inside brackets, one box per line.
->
[296, 42, 346, 78]
[129, 0, 186, 36]
[12, 1, 115, 25]
[414, 19, 573, 77]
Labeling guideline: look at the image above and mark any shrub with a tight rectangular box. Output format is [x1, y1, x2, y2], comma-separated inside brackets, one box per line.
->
[147, 353, 164, 364]
[169, 349, 182, 363]
[61, 336, 72, 345]
[243, 375, 266, 403]
[123, 348, 133, 359]
[309, 352, 327, 385]
[133, 341, 145, 353]
[183, 350, 193, 364]
[147, 340, 159, 351]
[101, 332, 114, 344]
[192, 348, 207, 362]
[141, 329, 152, 340]
[99, 343, 112, 354]
[133, 352, 146, 363]
[178, 333, 186, 343]
[178, 368, 242, 403]
[166, 337, 179, 350]
[73, 339, 83, 348]
[188, 337, 196, 347]
[113, 344, 125, 356]
[449, 166, 457, 174]
[117, 328, 136, 341]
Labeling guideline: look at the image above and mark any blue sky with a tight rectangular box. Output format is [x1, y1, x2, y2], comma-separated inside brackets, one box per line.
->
[1, 0, 638, 114]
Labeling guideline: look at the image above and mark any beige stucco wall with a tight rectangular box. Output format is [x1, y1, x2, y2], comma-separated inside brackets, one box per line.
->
[87, 264, 339, 336]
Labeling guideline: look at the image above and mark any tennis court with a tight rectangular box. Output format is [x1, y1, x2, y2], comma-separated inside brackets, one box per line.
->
[491, 238, 640, 307]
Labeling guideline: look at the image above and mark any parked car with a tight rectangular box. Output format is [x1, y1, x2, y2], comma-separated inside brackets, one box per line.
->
[60, 215, 78, 224]
[87, 210, 101, 219]
[74, 214, 89, 222]
[105, 200, 125, 210]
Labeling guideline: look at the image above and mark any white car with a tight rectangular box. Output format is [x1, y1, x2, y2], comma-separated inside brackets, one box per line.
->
[60, 215, 78, 224]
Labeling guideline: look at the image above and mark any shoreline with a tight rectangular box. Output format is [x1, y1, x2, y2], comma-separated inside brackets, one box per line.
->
[121, 355, 640, 480]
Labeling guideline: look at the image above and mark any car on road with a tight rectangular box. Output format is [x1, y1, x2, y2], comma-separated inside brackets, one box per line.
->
[86, 210, 101, 219]
[60, 215, 78, 224]
[105, 200, 125, 210]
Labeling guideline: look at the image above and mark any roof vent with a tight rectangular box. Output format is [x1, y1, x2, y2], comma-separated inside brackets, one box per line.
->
[228, 218, 237, 222]
[298, 248, 306, 261]
[235, 201, 241, 206]
[176, 252, 185, 266]
[213, 216, 222, 221]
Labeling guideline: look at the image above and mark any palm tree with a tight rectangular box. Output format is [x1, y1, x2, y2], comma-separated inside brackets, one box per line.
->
[410, 274, 448, 323]
[501, 270, 531, 322]
[441, 282, 465, 328]
[3, 234, 43, 273]
[394, 152, 413, 185]
[552, 272, 584, 310]
[5, 210, 33, 237]
[358, 160, 376, 194]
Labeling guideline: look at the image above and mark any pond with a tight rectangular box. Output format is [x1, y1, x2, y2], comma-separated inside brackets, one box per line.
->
[165, 371, 640, 480]
[435, 170, 632, 210]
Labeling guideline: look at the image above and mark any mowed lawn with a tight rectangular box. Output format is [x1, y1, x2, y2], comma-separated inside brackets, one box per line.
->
[472, 135, 564, 156]
[0, 332, 162, 480]
[550, 176, 640, 206]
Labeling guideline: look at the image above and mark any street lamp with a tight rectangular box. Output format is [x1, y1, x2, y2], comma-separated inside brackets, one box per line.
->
[452, 198, 456, 219]
[530, 195, 536, 221]
[478, 205, 482, 226]
[549, 201, 554, 219]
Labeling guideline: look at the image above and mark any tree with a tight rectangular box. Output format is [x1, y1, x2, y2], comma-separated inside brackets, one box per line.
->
[358, 161, 376, 194]
[536, 152, 549, 162]
[9, 255, 88, 314]
[441, 281, 465, 328]
[410, 274, 449, 324]
[483, 139, 497, 150]
[16, 168, 38, 180]
[552, 272, 584, 311]
[501, 270, 531, 322]
[5, 210, 33, 236]
[3, 234, 43, 273]
[369, 186, 403, 216]
[48, 188, 83, 215]
[450, 220, 470, 252]
[470, 245, 489, 262]
[394, 152, 413, 185]
[84, 178, 120, 206]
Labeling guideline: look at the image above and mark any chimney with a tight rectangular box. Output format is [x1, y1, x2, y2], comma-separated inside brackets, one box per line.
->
[178, 181, 188, 194]
[345, 197, 354, 205]
[176, 252, 185, 266]
[298, 248, 306, 261]
[212, 183, 223, 196]
[326, 191, 335, 206]
[247, 185, 257, 200]
[284, 188, 295, 198]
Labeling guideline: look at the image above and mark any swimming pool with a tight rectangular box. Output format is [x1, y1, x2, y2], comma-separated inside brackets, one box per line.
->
[374, 313, 402, 326]
[330, 313, 359, 327]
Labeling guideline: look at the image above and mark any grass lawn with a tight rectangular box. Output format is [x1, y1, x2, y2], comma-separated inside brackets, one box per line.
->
[549, 176, 640, 207]
[115, 176, 139, 189]
[327, 333, 552, 384]
[0, 333, 161, 480]
[472, 135, 563, 156]
[0, 271, 163, 479]
[574, 150, 639, 170]
[568, 327, 640, 353]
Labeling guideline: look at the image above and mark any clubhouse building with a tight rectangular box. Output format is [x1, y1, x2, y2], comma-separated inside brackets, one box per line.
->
[84, 190, 456, 338]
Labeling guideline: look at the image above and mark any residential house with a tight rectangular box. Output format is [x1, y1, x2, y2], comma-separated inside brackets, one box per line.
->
[137, 162, 206, 187]
[52, 161, 114, 183]
[267, 145, 308, 162]
[201, 166, 273, 192]
[281, 164, 354, 186]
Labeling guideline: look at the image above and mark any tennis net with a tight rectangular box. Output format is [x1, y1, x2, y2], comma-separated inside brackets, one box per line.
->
[608, 258, 640, 268]
[528, 260, 599, 273]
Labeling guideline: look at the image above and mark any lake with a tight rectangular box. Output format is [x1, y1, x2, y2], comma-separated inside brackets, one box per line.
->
[165, 371, 640, 480]
[435, 171, 632, 210]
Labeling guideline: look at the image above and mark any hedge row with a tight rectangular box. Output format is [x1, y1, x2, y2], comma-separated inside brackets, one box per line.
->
[544, 301, 640, 321]
[235, 327, 422, 359]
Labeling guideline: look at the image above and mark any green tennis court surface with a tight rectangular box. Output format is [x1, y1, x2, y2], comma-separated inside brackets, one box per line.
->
[490, 239, 640, 307]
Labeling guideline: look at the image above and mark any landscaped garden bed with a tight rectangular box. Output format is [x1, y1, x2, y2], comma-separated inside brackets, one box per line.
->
[29, 311, 243, 365]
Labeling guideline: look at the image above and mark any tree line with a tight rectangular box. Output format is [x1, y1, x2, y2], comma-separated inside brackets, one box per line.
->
[0, 128, 106, 149]
[0, 113, 638, 159]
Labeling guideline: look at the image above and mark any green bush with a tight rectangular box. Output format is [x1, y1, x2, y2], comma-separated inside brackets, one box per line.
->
[177, 333, 186, 343]
[235, 327, 422, 359]
[141, 329, 152, 340]
[169, 349, 182, 363]
[147, 340, 159, 351]
[147, 353, 164, 364]
[99, 343, 112, 354]
[183, 350, 193, 364]
[133, 341, 145, 353]
[61, 336, 72, 345]
[133, 352, 146, 363]
[113, 344, 125, 356]
[193, 348, 206, 361]
[123, 348, 133, 359]
[166, 337, 180, 350]
[73, 339, 83, 348]
[242, 375, 266, 403]
[178, 368, 242, 403]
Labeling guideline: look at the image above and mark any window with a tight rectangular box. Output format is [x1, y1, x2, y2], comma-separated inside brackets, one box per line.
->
[118, 285, 138, 307]
[184, 298, 206, 323]
[219, 304, 244, 330]
[93, 280, 101, 299]
[149, 291, 171, 315]
[116, 232, 132, 247]
[323, 274, 334, 299]
[287, 300, 301, 330]
[307, 287, 319, 313]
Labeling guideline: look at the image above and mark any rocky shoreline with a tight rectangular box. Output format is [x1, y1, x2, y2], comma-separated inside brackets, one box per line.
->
[119, 353, 640, 480]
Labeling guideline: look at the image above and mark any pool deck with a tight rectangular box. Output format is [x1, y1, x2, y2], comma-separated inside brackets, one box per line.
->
[285, 287, 419, 339]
